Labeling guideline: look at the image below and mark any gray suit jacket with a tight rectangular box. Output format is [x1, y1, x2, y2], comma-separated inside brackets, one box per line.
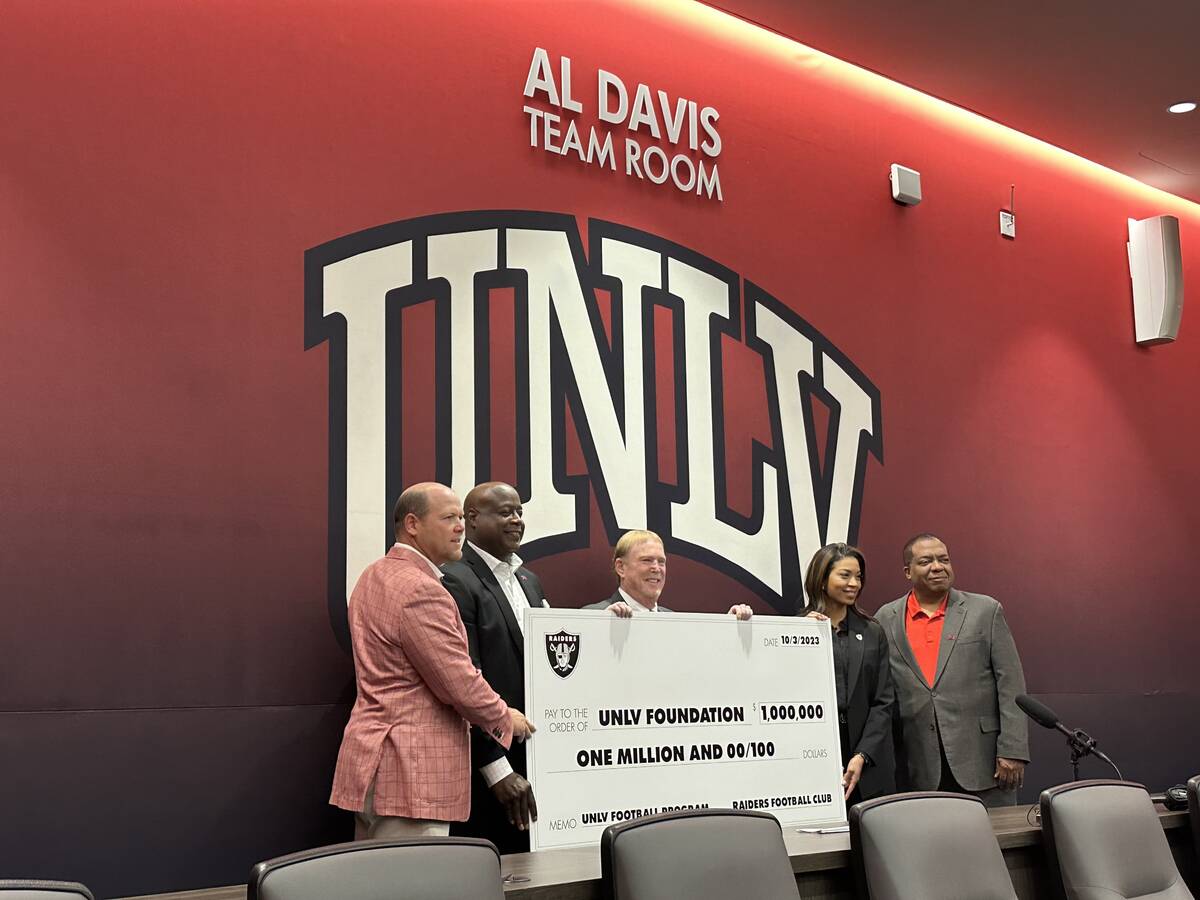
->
[583, 591, 672, 612]
[875, 588, 1029, 792]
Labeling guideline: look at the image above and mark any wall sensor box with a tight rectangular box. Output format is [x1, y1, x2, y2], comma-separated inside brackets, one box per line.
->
[890, 164, 922, 206]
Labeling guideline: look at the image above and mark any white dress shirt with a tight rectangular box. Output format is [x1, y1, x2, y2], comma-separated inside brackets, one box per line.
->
[618, 586, 663, 612]
[468, 541, 547, 633]
[467, 541, 549, 787]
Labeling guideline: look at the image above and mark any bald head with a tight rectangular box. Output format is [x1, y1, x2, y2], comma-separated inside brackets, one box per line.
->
[394, 483, 433, 531]
[464, 481, 525, 559]
[393, 482, 465, 564]
[463, 481, 511, 513]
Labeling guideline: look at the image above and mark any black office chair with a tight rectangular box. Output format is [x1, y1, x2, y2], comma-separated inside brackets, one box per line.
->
[600, 808, 799, 900]
[1040, 779, 1194, 900]
[249, 837, 504, 900]
[1187, 776, 1200, 876]
[0, 882, 93, 900]
[848, 791, 1017, 900]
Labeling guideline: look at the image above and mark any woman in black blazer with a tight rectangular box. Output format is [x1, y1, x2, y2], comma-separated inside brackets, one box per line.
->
[803, 543, 896, 801]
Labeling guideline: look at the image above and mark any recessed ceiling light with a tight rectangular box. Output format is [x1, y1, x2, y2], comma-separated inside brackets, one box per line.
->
[1167, 101, 1197, 114]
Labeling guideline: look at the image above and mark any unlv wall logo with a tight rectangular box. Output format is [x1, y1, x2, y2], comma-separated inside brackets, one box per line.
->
[305, 212, 881, 645]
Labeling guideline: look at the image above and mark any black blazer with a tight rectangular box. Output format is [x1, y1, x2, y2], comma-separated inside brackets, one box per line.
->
[441, 544, 546, 852]
[441, 544, 547, 769]
[838, 607, 897, 799]
[583, 590, 673, 612]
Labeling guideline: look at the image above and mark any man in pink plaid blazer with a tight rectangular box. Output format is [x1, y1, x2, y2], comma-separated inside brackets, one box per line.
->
[330, 482, 534, 838]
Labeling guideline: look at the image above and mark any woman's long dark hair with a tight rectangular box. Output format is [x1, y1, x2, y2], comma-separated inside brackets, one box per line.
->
[802, 542, 873, 620]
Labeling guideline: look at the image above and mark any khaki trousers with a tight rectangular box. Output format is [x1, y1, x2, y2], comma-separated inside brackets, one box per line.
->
[354, 778, 451, 840]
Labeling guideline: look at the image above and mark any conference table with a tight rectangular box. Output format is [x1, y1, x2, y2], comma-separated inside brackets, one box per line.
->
[122, 804, 1194, 900]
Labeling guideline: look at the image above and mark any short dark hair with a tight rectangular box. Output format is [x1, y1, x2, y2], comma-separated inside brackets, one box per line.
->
[802, 543, 868, 617]
[393, 486, 432, 533]
[903, 532, 944, 565]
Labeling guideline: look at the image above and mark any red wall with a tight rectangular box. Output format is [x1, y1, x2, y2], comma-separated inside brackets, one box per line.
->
[2, 1, 1197, 894]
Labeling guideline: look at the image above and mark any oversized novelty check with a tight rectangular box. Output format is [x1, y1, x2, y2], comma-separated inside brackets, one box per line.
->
[524, 609, 845, 851]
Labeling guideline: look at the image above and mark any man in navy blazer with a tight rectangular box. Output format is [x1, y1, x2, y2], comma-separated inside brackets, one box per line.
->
[442, 482, 547, 852]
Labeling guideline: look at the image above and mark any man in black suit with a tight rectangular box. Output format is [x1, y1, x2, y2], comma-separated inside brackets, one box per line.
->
[584, 529, 753, 619]
[442, 481, 546, 852]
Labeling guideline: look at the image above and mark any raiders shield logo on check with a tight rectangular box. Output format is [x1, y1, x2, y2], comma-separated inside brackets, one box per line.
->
[545, 630, 580, 679]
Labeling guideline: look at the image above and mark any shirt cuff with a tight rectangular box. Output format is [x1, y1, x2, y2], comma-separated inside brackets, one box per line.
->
[481, 756, 514, 787]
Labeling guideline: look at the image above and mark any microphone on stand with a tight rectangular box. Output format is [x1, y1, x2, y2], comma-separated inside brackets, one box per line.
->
[1016, 694, 1123, 781]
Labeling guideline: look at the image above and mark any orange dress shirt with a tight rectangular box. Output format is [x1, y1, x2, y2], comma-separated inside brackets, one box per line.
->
[905, 590, 948, 685]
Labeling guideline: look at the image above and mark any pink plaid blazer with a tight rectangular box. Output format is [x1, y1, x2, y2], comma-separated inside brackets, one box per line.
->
[329, 545, 513, 820]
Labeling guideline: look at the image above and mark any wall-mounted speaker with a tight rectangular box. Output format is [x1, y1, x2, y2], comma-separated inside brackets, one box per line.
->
[1127, 215, 1184, 344]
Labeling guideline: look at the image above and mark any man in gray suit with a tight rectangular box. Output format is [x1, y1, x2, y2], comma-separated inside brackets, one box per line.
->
[875, 533, 1029, 806]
